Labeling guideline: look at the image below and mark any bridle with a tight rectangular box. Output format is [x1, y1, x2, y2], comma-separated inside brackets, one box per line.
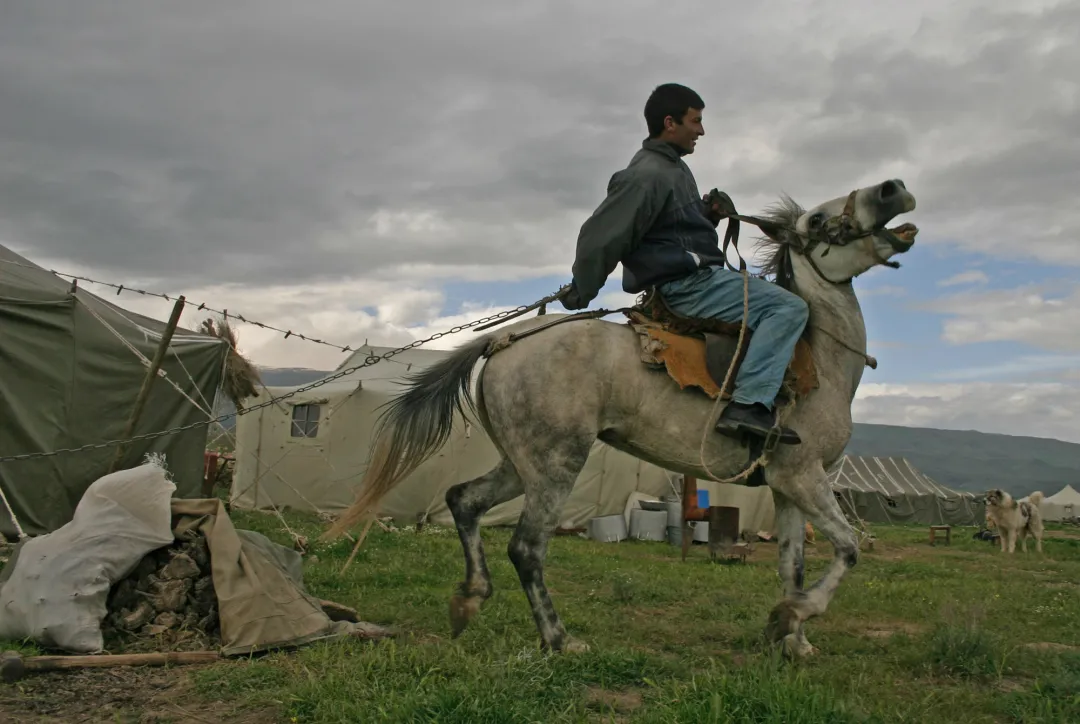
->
[711, 189, 908, 287]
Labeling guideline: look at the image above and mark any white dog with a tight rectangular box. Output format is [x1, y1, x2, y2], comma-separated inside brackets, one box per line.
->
[984, 489, 1044, 553]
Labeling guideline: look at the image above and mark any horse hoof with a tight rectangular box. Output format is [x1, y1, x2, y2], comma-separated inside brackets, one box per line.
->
[562, 637, 591, 654]
[780, 633, 817, 659]
[764, 599, 802, 642]
[449, 594, 483, 637]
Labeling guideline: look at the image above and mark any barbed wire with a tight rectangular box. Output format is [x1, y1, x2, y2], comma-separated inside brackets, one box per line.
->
[0, 290, 563, 464]
[0, 256, 356, 353]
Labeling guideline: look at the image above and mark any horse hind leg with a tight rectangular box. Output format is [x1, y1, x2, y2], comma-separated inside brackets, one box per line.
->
[507, 436, 593, 653]
[766, 467, 858, 658]
[446, 458, 524, 637]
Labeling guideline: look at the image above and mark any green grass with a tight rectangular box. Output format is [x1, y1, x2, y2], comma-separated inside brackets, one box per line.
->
[9, 514, 1080, 722]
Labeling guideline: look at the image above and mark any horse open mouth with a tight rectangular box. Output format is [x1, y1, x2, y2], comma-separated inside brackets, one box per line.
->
[872, 221, 915, 252]
[868, 222, 918, 269]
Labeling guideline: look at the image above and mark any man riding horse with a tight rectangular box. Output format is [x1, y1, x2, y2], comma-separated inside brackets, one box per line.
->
[560, 83, 807, 446]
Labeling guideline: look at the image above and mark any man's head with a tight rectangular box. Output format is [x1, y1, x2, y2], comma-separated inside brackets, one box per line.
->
[644, 83, 705, 154]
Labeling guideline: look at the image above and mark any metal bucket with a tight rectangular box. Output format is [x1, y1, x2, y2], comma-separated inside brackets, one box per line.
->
[588, 514, 627, 543]
[629, 508, 667, 542]
[665, 500, 682, 528]
[691, 520, 710, 543]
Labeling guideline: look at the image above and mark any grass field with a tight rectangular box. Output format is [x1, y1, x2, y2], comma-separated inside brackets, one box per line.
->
[5, 511, 1080, 723]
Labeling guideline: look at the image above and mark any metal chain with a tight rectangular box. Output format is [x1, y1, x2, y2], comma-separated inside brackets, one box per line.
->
[0, 292, 562, 464]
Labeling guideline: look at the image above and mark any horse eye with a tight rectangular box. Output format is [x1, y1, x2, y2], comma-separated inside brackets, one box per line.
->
[808, 213, 824, 230]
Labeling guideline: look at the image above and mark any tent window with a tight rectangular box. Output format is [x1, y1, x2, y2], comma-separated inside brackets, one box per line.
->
[291, 404, 321, 438]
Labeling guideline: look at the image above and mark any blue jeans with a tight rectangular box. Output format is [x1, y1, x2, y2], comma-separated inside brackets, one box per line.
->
[658, 266, 809, 407]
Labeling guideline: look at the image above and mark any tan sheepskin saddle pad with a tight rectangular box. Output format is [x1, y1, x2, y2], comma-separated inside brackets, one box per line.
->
[624, 286, 818, 401]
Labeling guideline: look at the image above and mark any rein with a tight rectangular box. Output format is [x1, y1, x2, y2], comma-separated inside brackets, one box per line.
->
[711, 188, 904, 286]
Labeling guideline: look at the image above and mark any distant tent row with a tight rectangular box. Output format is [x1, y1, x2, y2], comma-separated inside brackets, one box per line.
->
[1, 244, 230, 538]
[827, 455, 984, 527]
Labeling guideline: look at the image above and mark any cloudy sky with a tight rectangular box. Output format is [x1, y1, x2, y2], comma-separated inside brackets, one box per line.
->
[2, 0, 1078, 442]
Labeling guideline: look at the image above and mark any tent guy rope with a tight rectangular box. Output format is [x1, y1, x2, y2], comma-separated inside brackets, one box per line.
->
[0, 286, 573, 465]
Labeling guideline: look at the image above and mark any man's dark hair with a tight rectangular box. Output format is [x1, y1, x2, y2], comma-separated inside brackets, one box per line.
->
[644, 83, 705, 138]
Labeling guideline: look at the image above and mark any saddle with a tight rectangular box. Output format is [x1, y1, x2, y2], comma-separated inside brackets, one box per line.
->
[624, 286, 818, 401]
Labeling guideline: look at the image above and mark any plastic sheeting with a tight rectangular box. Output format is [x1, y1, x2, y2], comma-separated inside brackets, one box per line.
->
[0, 463, 177, 652]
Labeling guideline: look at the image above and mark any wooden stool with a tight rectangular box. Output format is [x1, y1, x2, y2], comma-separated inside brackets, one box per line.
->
[929, 525, 951, 546]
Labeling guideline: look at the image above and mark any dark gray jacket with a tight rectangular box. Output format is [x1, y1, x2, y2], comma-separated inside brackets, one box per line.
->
[564, 139, 724, 309]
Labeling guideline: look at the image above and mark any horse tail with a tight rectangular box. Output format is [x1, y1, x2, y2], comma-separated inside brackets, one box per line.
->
[321, 334, 494, 541]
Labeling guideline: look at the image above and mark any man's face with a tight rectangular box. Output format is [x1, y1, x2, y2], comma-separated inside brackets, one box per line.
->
[662, 107, 704, 153]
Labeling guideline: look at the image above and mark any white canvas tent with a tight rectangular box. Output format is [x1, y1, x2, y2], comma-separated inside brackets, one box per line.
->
[1041, 484, 1080, 521]
[230, 345, 777, 533]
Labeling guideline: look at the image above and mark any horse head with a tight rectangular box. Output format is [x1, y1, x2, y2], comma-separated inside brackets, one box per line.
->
[756, 179, 918, 289]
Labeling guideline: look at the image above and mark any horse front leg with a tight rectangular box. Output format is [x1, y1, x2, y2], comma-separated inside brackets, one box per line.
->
[771, 489, 815, 657]
[766, 465, 858, 658]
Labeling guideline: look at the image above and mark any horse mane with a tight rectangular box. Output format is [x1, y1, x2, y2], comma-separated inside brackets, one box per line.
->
[752, 194, 805, 290]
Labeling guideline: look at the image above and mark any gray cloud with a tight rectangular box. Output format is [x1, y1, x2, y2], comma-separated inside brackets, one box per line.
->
[1, 0, 1076, 296]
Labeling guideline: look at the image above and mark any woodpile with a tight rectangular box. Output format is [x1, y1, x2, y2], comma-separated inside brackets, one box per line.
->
[104, 530, 218, 653]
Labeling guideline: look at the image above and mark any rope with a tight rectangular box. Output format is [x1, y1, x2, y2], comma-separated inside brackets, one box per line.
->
[0, 480, 28, 540]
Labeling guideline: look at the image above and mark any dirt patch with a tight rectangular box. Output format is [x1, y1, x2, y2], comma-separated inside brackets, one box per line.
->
[1022, 642, 1080, 653]
[1043, 529, 1080, 540]
[0, 664, 280, 723]
[995, 677, 1029, 694]
[862, 546, 920, 562]
[860, 621, 926, 640]
[585, 686, 643, 718]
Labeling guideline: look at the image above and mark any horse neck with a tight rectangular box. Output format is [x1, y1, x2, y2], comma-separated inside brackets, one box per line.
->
[788, 253, 868, 397]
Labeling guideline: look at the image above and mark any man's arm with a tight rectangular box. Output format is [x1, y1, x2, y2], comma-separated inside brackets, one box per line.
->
[564, 175, 664, 309]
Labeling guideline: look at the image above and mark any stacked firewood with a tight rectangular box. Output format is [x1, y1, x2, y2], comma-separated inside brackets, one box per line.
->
[103, 530, 218, 652]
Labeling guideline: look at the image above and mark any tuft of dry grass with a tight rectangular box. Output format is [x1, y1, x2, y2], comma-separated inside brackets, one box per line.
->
[200, 316, 261, 408]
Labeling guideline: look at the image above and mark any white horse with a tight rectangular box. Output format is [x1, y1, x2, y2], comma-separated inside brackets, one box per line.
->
[324, 179, 918, 658]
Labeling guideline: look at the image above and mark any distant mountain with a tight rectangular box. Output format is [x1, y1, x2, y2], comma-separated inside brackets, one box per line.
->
[845, 424, 1080, 498]
[256, 367, 333, 387]
[221, 369, 1079, 498]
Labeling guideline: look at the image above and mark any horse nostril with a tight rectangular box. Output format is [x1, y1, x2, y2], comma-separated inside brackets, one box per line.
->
[879, 180, 899, 200]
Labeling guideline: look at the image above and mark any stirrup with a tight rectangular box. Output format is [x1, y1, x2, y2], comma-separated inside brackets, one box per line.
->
[745, 436, 769, 487]
[761, 425, 784, 454]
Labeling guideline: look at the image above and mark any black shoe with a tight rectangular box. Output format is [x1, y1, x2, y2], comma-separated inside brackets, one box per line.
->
[715, 402, 801, 445]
